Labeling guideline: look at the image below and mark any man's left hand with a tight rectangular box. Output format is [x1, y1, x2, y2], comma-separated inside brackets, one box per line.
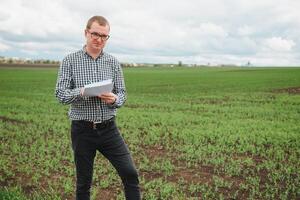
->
[98, 92, 117, 104]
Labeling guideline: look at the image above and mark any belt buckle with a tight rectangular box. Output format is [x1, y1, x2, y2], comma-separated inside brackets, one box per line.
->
[92, 123, 97, 130]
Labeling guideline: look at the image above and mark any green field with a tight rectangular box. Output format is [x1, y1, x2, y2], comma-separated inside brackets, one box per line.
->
[0, 66, 299, 200]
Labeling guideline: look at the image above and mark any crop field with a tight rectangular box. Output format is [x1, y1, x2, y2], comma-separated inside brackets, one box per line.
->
[0, 66, 300, 200]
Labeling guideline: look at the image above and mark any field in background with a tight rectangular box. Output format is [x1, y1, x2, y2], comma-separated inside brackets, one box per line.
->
[0, 66, 299, 200]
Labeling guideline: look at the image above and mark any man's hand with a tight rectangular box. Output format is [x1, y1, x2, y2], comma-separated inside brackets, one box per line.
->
[80, 87, 85, 96]
[98, 92, 117, 104]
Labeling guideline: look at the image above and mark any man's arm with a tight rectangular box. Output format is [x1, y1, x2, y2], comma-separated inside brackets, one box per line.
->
[101, 61, 126, 108]
[55, 57, 82, 104]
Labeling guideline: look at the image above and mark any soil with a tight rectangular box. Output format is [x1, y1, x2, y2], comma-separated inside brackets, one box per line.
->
[272, 86, 300, 94]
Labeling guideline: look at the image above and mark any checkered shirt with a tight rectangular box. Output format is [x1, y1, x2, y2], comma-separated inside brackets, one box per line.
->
[55, 47, 126, 122]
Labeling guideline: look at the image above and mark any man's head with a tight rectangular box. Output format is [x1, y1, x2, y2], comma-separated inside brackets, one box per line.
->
[85, 16, 110, 53]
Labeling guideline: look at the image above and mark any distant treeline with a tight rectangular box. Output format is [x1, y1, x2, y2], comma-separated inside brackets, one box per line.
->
[0, 63, 59, 68]
[0, 62, 210, 68]
[0, 62, 179, 68]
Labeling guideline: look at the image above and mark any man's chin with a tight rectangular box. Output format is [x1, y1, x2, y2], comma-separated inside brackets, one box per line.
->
[92, 46, 103, 51]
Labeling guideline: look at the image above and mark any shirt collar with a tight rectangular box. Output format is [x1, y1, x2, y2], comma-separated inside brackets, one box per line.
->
[82, 45, 104, 59]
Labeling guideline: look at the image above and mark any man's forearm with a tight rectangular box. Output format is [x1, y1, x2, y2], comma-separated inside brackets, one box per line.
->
[55, 87, 82, 104]
[114, 90, 126, 108]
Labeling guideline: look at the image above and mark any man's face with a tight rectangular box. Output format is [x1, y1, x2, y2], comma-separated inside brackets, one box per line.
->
[85, 22, 110, 52]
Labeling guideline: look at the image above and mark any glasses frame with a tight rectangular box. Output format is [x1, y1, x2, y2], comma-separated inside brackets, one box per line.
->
[87, 30, 110, 41]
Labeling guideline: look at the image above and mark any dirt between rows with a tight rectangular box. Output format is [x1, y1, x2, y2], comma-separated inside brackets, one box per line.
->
[0, 141, 288, 200]
[0, 114, 285, 199]
[272, 86, 300, 94]
[91, 145, 270, 199]
[0, 116, 28, 124]
[2, 115, 295, 199]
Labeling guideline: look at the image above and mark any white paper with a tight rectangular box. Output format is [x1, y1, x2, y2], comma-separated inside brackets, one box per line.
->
[82, 79, 113, 97]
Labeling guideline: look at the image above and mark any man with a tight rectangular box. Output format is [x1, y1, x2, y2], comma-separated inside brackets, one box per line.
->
[55, 16, 141, 200]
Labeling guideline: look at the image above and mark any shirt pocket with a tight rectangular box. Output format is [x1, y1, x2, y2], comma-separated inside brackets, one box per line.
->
[100, 67, 114, 81]
[72, 68, 93, 87]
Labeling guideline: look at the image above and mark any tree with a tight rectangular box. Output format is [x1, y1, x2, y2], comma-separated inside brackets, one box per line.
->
[178, 61, 182, 66]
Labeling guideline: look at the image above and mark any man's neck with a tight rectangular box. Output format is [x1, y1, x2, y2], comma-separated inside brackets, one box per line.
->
[85, 46, 102, 59]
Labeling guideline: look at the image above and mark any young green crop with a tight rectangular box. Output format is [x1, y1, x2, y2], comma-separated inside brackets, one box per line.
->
[0, 66, 300, 199]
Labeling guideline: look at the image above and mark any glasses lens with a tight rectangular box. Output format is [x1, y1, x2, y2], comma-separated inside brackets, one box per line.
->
[90, 32, 99, 39]
[103, 35, 110, 40]
[89, 31, 109, 41]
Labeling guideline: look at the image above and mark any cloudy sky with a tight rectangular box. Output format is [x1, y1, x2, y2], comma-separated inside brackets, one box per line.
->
[0, 0, 299, 66]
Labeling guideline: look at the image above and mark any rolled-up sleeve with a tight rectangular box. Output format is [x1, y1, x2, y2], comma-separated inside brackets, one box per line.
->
[55, 57, 82, 104]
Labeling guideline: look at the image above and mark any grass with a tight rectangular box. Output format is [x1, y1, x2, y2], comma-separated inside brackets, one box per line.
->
[0, 66, 300, 199]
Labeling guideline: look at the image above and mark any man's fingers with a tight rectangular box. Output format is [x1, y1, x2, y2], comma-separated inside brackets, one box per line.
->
[100, 94, 116, 99]
[99, 96, 115, 104]
[100, 96, 113, 100]
[97, 93, 116, 104]
[100, 94, 110, 97]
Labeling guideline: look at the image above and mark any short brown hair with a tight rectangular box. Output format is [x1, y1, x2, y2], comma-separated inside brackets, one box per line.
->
[86, 16, 110, 29]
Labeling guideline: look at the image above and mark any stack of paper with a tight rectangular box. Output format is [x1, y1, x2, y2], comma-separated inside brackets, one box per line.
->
[82, 79, 113, 96]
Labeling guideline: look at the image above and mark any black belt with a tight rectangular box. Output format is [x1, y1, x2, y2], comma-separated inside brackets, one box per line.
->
[79, 117, 115, 130]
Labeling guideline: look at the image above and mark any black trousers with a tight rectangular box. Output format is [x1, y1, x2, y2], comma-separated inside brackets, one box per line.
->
[71, 119, 141, 200]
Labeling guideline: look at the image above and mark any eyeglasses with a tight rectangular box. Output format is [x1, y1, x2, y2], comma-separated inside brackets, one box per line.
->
[87, 30, 110, 41]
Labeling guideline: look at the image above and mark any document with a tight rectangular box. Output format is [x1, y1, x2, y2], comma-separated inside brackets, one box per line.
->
[82, 79, 113, 97]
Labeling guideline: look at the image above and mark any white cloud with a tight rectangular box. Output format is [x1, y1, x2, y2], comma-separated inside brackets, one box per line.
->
[0, 0, 83, 40]
[237, 25, 255, 36]
[0, 42, 11, 51]
[198, 23, 228, 38]
[264, 37, 295, 52]
[0, 0, 299, 65]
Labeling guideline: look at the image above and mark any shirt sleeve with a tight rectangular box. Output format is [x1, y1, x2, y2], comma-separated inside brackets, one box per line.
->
[55, 57, 82, 104]
[110, 61, 127, 108]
